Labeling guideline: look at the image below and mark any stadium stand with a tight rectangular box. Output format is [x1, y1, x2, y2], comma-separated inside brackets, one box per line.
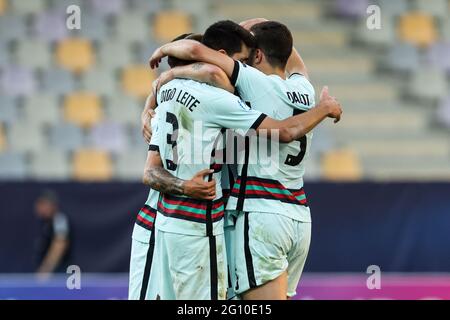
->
[0, 0, 449, 181]
[72, 149, 113, 181]
[63, 92, 103, 128]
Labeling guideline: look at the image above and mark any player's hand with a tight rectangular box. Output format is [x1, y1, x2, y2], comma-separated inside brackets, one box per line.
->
[149, 47, 165, 69]
[141, 95, 156, 143]
[141, 107, 155, 144]
[183, 169, 216, 200]
[155, 70, 174, 92]
[320, 86, 342, 123]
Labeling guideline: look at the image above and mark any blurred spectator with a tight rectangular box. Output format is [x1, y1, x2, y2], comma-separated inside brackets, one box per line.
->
[34, 190, 71, 276]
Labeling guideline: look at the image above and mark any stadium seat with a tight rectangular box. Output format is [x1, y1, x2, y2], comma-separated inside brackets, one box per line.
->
[79, 13, 109, 41]
[0, 152, 27, 180]
[50, 0, 84, 12]
[0, 65, 36, 97]
[80, 68, 117, 95]
[41, 68, 76, 95]
[0, 0, 7, 15]
[131, 0, 164, 13]
[115, 12, 150, 43]
[0, 124, 6, 152]
[375, 0, 408, 17]
[23, 95, 60, 126]
[129, 125, 147, 148]
[9, 0, 45, 15]
[34, 10, 68, 42]
[121, 65, 157, 99]
[30, 149, 70, 180]
[56, 38, 95, 73]
[172, 0, 206, 16]
[97, 40, 134, 69]
[106, 94, 141, 126]
[15, 40, 52, 69]
[322, 150, 362, 181]
[0, 96, 19, 125]
[115, 148, 147, 180]
[0, 15, 26, 42]
[334, 0, 369, 18]
[426, 42, 450, 73]
[0, 40, 10, 67]
[437, 95, 450, 128]
[73, 149, 113, 181]
[414, 0, 449, 19]
[153, 11, 192, 42]
[49, 123, 84, 152]
[90, 0, 125, 16]
[355, 17, 395, 47]
[384, 43, 420, 73]
[63, 93, 103, 128]
[398, 13, 438, 48]
[9, 122, 46, 153]
[88, 122, 126, 153]
[407, 68, 448, 102]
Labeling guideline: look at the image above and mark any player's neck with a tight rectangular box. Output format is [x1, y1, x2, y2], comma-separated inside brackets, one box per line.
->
[260, 64, 286, 79]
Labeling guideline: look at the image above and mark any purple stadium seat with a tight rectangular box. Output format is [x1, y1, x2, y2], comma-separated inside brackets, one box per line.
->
[1, 65, 36, 97]
[426, 42, 450, 74]
[385, 43, 420, 73]
[88, 121, 126, 153]
[34, 9, 68, 42]
[334, 0, 369, 18]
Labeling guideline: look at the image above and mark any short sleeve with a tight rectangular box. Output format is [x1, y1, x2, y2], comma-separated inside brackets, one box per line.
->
[148, 113, 162, 152]
[230, 61, 267, 101]
[209, 92, 267, 136]
[53, 213, 69, 239]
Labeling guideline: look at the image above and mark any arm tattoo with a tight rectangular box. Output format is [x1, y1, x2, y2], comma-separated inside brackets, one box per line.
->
[191, 62, 205, 71]
[144, 167, 185, 195]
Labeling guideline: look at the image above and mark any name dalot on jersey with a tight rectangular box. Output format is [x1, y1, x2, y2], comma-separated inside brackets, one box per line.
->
[287, 92, 311, 106]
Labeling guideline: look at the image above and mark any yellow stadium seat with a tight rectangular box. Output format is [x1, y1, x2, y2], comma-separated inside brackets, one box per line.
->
[64, 93, 103, 128]
[73, 149, 113, 181]
[56, 38, 95, 73]
[0, 0, 7, 15]
[0, 124, 6, 151]
[122, 65, 157, 99]
[398, 12, 438, 47]
[153, 11, 192, 42]
[322, 150, 362, 181]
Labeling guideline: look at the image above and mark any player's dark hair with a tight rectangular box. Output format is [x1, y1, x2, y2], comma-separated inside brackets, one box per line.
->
[202, 20, 256, 56]
[250, 21, 293, 69]
[167, 33, 203, 68]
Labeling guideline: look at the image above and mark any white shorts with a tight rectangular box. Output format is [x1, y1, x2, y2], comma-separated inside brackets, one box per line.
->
[234, 211, 311, 297]
[156, 229, 228, 300]
[128, 225, 159, 300]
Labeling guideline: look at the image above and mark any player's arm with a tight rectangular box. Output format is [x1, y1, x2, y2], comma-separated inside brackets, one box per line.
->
[37, 236, 69, 274]
[149, 39, 236, 78]
[286, 47, 309, 79]
[257, 86, 341, 142]
[141, 92, 157, 144]
[155, 62, 234, 93]
[143, 148, 217, 200]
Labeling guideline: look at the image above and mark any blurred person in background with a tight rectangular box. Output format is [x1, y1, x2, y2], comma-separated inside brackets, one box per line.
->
[34, 190, 71, 277]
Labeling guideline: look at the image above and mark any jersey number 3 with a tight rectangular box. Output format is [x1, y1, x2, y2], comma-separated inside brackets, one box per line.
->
[165, 112, 178, 171]
[284, 109, 307, 166]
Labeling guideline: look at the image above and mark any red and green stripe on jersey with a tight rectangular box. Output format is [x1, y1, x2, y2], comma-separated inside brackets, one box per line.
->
[157, 194, 225, 223]
[135, 205, 157, 231]
[231, 176, 308, 206]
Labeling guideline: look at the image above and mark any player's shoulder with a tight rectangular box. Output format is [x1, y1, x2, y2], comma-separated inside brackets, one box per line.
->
[286, 73, 315, 92]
